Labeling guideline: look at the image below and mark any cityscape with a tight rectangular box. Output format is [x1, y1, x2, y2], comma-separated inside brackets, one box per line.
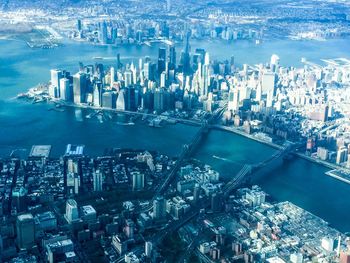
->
[0, 0, 350, 263]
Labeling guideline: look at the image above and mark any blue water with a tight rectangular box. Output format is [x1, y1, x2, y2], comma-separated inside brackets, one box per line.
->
[195, 130, 350, 232]
[1, 37, 350, 231]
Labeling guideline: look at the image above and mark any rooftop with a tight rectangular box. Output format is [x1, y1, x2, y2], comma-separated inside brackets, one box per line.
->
[30, 145, 51, 158]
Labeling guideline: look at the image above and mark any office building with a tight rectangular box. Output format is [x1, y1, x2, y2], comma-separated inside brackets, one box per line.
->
[158, 48, 166, 76]
[102, 91, 116, 109]
[50, 69, 63, 98]
[99, 21, 108, 44]
[73, 72, 87, 104]
[336, 146, 348, 165]
[169, 46, 176, 70]
[12, 186, 27, 213]
[153, 196, 166, 220]
[154, 88, 165, 113]
[132, 171, 145, 191]
[80, 205, 97, 224]
[93, 170, 103, 192]
[35, 211, 57, 231]
[16, 213, 35, 249]
[65, 199, 79, 224]
[59, 78, 72, 101]
[116, 90, 126, 110]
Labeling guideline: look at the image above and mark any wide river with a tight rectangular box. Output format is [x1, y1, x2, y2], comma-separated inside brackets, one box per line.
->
[1, 37, 350, 231]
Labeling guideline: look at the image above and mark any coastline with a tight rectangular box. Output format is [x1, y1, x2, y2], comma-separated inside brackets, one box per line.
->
[20, 89, 350, 184]
[210, 124, 350, 183]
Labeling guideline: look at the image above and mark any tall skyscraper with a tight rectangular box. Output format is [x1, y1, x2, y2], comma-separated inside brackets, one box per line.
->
[124, 70, 133, 87]
[110, 67, 115, 86]
[99, 21, 108, 44]
[160, 71, 167, 88]
[73, 72, 87, 104]
[153, 196, 166, 220]
[270, 54, 280, 71]
[50, 69, 63, 98]
[336, 146, 348, 165]
[65, 199, 79, 224]
[12, 186, 27, 213]
[93, 82, 102, 107]
[256, 82, 262, 102]
[169, 46, 176, 70]
[102, 91, 116, 109]
[16, 214, 35, 249]
[93, 170, 103, 191]
[261, 71, 276, 107]
[261, 71, 276, 94]
[59, 78, 71, 101]
[158, 48, 166, 76]
[132, 171, 145, 191]
[116, 90, 126, 111]
[228, 88, 239, 112]
[181, 30, 191, 75]
[125, 87, 138, 111]
[144, 62, 150, 80]
[154, 88, 165, 113]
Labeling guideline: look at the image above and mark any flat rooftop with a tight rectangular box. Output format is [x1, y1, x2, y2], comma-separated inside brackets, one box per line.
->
[65, 144, 84, 156]
[30, 145, 51, 158]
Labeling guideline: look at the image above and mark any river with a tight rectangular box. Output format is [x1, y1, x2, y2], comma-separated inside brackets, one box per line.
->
[1, 37, 350, 231]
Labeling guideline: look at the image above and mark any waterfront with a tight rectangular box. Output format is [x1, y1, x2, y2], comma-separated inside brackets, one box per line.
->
[2, 37, 350, 100]
[195, 130, 350, 233]
[0, 100, 198, 157]
[2, 37, 350, 232]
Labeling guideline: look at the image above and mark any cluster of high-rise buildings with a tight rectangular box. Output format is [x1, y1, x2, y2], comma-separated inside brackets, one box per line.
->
[48, 38, 233, 114]
[47, 42, 350, 171]
[72, 17, 261, 46]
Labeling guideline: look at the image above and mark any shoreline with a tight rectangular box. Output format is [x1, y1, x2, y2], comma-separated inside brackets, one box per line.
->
[24, 95, 350, 177]
[211, 124, 350, 182]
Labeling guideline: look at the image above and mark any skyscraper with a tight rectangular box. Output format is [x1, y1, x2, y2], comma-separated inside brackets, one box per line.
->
[116, 90, 126, 111]
[153, 196, 166, 220]
[16, 213, 35, 249]
[110, 67, 115, 86]
[158, 48, 166, 76]
[65, 199, 79, 224]
[160, 71, 167, 88]
[132, 171, 145, 191]
[261, 71, 276, 107]
[59, 78, 71, 101]
[228, 88, 239, 112]
[154, 88, 165, 113]
[50, 69, 63, 98]
[93, 82, 102, 107]
[181, 30, 191, 75]
[12, 186, 27, 213]
[102, 91, 116, 109]
[169, 46, 176, 70]
[261, 71, 276, 94]
[144, 62, 150, 80]
[93, 170, 103, 191]
[124, 70, 133, 87]
[99, 21, 108, 44]
[73, 72, 87, 104]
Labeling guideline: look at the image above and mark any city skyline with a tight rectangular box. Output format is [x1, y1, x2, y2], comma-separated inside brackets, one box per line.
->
[0, 0, 350, 263]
